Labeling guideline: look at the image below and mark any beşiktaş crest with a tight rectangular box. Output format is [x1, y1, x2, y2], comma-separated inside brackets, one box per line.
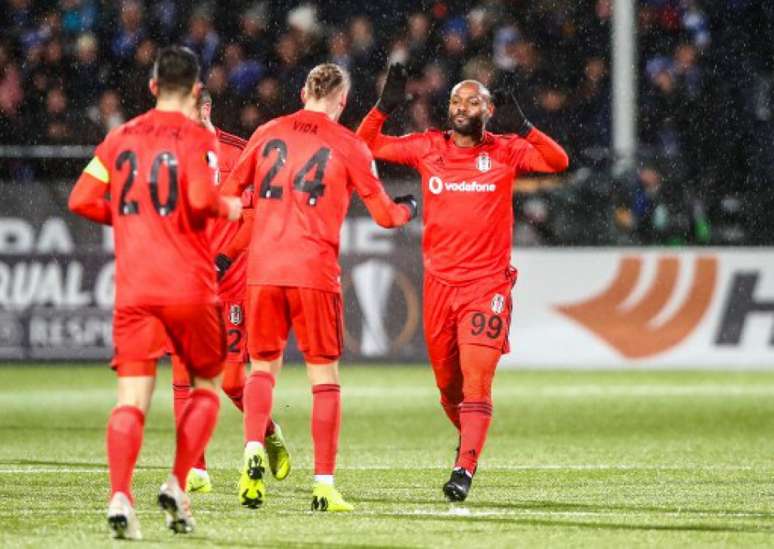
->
[229, 304, 243, 326]
[491, 293, 505, 314]
[476, 153, 491, 173]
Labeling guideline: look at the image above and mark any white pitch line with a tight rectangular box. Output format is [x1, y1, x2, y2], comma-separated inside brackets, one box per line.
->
[0, 464, 767, 475]
[515, 385, 774, 397]
[342, 385, 774, 398]
[341, 464, 763, 471]
[369, 509, 774, 520]
[0, 508, 769, 520]
[0, 467, 106, 474]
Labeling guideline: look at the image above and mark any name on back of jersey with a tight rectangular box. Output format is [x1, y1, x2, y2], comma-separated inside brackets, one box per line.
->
[293, 120, 318, 134]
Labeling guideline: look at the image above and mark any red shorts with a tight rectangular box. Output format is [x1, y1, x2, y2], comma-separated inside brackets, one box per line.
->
[112, 303, 226, 379]
[246, 285, 343, 364]
[423, 267, 517, 366]
[222, 300, 249, 364]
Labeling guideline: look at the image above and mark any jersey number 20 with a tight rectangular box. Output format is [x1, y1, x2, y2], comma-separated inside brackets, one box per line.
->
[116, 150, 178, 217]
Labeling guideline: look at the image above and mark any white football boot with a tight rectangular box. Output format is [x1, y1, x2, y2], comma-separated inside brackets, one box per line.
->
[158, 475, 195, 534]
[107, 491, 142, 540]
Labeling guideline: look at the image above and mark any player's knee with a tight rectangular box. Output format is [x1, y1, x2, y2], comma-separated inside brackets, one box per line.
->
[440, 392, 462, 408]
[252, 349, 282, 362]
[435, 373, 461, 390]
[306, 359, 340, 385]
[221, 368, 244, 401]
[436, 375, 463, 402]
[304, 352, 340, 365]
[462, 376, 493, 401]
[464, 388, 492, 401]
[170, 355, 190, 385]
[186, 356, 224, 385]
[221, 381, 244, 400]
[192, 375, 221, 392]
[114, 360, 157, 378]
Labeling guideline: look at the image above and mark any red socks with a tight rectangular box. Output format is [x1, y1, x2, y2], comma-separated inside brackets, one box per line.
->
[171, 354, 191, 421]
[311, 384, 341, 475]
[172, 382, 190, 425]
[106, 405, 145, 503]
[456, 400, 493, 474]
[453, 344, 499, 474]
[430, 355, 464, 432]
[440, 396, 461, 431]
[176, 366, 275, 472]
[243, 371, 275, 443]
[222, 361, 246, 412]
[172, 389, 220, 487]
[173, 383, 208, 471]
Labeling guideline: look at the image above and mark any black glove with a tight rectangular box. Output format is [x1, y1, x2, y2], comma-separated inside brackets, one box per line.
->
[376, 63, 409, 114]
[495, 89, 534, 137]
[394, 194, 418, 220]
[214, 253, 233, 281]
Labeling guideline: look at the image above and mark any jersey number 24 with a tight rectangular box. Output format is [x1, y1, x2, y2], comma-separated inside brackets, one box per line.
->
[259, 139, 331, 206]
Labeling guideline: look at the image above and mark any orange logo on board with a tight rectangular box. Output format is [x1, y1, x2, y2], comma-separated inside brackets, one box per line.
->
[555, 257, 718, 359]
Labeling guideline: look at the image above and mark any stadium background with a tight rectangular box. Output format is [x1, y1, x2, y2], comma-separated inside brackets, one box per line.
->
[2, 2, 774, 547]
[0, 0, 772, 366]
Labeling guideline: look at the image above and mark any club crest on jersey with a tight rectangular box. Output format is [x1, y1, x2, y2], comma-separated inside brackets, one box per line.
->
[229, 304, 243, 326]
[491, 293, 505, 314]
[206, 150, 221, 184]
[476, 153, 491, 173]
[206, 150, 218, 169]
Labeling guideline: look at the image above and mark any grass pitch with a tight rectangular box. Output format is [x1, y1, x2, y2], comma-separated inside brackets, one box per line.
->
[1, 364, 774, 548]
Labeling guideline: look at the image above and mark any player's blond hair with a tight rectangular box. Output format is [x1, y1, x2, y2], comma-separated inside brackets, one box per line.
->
[304, 63, 350, 100]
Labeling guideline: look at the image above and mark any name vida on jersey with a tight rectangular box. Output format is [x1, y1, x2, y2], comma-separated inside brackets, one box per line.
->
[428, 175, 496, 195]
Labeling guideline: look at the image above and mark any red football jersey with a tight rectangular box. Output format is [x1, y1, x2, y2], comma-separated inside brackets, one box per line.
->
[92, 109, 221, 307]
[222, 109, 386, 293]
[207, 129, 250, 302]
[357, 108, 568, 285]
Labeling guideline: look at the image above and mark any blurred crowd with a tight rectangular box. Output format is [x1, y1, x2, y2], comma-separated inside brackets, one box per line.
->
[0, 0, 772, 245]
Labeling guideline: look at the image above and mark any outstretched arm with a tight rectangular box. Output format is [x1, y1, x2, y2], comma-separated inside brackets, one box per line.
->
[497, 91, 569, 173]
[356, 108, 429, 167]
[214, 208, 255, 280]
[69, 157, 112, 225]
[189, 177, 240, 220]
[362, 190, 415, 228]
[220, 208, 255, 260]
[348, 137, 417, 228]
[188, 167, 242, 221]
[356, 64, 426, 167]
[517, 128, 570, 173]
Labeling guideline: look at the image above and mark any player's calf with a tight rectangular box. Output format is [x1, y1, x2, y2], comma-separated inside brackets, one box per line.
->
[221, 360, 246, 411]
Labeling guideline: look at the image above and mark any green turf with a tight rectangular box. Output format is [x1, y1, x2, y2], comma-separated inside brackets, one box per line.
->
[1, 365, 774, 548]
